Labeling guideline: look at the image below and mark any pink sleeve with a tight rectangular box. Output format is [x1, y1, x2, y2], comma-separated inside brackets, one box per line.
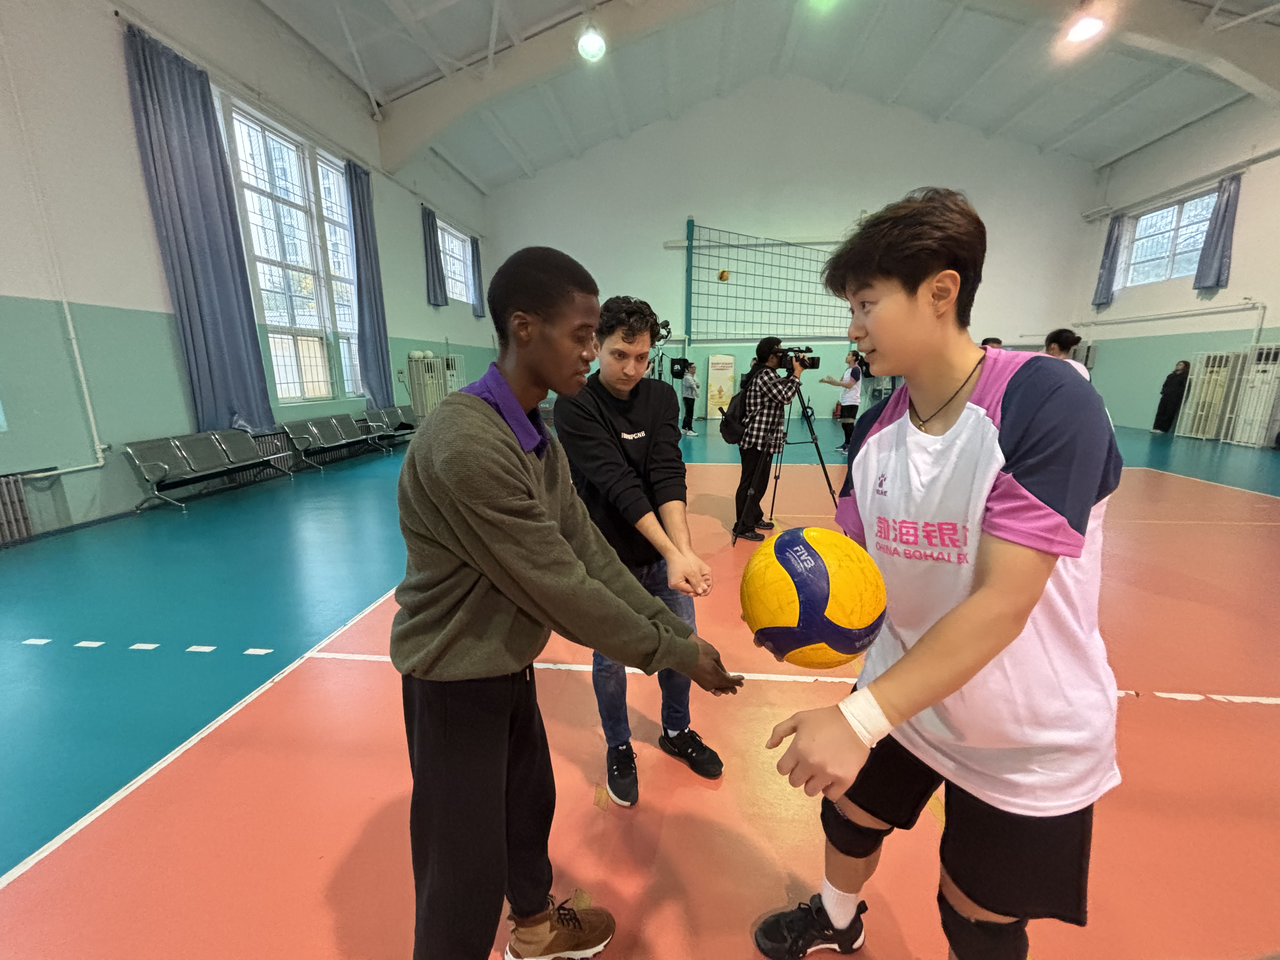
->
[983, 472, 1085, 558]
[836, 495, 865, 547]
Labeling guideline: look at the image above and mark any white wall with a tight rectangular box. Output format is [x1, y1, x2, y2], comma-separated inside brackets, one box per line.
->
[0, 0, 489, 344]
[484, 75, 1097, 348]
[1074, 97, 1280, 343]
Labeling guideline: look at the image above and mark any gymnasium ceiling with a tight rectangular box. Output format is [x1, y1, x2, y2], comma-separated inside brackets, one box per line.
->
[255, 0, 1280, 193]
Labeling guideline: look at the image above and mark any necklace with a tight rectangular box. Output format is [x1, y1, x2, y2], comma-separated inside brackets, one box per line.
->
[908, 353, 985, 428]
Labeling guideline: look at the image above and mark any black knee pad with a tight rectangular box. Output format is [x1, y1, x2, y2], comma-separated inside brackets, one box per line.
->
[937, 890, 1029, 960]
[820, 797, 892, 859]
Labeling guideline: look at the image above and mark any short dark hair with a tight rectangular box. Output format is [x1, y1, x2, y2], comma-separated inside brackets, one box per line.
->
[981, 337, 1003, 347]
[756, 336, 782, 364]
[486, 247, 599, 346]
[822, 187, 986, 328]
[597, 296, 661, 345]
[1045, 328, 1081, 352]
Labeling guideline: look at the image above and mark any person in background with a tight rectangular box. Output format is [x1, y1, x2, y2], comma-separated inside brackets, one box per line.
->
[681, 362, 700, 437]
[1152, 360, 1190, 433]
[733, 337, 804, 542]
[1045, 329, 1090, 380]
[821, 349, 863, 455]
[981, 337, 1003, 348]
[556, 298, 722, 808]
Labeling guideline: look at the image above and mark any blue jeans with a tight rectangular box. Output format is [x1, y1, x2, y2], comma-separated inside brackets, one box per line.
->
[592, 559, 695, 749]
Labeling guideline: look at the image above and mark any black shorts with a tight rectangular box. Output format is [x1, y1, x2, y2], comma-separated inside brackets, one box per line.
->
[840, 403, 860, 423]
[844, 733, 1093, 925]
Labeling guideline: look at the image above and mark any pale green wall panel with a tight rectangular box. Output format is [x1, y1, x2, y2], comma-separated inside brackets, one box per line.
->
[1089, 328, 1259, 429]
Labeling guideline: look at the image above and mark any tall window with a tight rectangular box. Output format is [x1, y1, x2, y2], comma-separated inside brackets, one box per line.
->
[437, 219, 472, 304]
[221, 100, 360, 401]
[1122, 192, 1217, 288]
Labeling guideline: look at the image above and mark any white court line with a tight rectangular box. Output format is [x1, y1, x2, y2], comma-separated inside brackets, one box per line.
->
[22, 638, 52, 645]
[129, 643, 159, 651]
[74, 641, 103, 648]
[1127, 466, 1280, 501]
[307, 652, 859, 684]
[305, 654, 1280, 702]
[0, 588, 395, 893]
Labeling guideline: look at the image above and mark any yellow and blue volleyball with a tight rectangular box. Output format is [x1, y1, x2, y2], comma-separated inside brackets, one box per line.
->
[741, 527, 886, 669]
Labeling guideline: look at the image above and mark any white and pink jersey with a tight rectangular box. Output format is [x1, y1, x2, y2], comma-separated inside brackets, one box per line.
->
[837, 346, 1123, 816]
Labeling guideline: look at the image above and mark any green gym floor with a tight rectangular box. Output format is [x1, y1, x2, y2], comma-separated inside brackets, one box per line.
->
[1, 418, 1278, 959]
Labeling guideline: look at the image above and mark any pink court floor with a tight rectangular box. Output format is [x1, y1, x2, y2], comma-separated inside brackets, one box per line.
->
[1, 464, 1278, 960]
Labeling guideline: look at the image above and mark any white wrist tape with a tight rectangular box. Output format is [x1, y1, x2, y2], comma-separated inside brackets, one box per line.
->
[837, 687, 893, 749]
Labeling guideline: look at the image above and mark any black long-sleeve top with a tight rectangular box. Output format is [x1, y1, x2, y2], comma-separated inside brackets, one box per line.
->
[554, 373, 687, 568]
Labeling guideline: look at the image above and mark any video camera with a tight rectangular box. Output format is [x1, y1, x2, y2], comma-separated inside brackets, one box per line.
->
[775, 345, 820, 371]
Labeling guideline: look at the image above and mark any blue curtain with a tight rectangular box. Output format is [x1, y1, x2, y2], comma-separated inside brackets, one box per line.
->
[124, 26, 274, 433]
[470, 236, 485, 317]
[344, 162, 394, 409]
[1091, 214, 1125, 308]
[422, 207, 449, 306]
[1194, 173, 1242, 290]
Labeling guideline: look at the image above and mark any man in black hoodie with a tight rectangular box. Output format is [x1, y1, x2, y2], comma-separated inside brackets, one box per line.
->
[555, 296, 724, 808]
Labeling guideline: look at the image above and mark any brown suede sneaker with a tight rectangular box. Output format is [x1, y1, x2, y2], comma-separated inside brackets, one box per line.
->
[505, 896, 616, 960]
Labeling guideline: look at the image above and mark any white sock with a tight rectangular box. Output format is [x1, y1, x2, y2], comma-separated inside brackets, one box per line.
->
[821, 877, 862, 930]
[666, 727, 687, 739]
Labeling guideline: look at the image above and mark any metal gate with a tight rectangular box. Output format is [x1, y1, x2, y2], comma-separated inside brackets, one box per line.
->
[1177, 351, 1246, 440]
[1226, 343, 1280, 447]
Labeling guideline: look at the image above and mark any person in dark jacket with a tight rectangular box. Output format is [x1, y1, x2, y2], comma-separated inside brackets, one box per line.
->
[1152, 360, 1190, 433]
[555, 297, 724, 809]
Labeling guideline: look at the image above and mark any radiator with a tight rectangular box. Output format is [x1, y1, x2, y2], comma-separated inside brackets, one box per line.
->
[407, 356, 450, 418]
[0, 474, 34, 545]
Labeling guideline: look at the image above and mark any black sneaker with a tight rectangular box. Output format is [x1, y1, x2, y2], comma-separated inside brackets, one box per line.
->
[735, 529, 766, 542]
[756, 521, 776, 530]
[658, 728, 723, 780]
[754, 895, 868, 959]
[605, 743, 638, 807]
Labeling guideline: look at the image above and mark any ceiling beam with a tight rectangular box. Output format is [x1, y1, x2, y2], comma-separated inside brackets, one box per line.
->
[888, 0, 970, 105]
[538, 83, 580, 158]
[380, 0, 458, 79]
[1215, 1, 1280, 31]
[989, 37, 1109, 139]
[662, 26, 680, 121]
[500, 3, 523, 47]
[331, 0, 383, 120]
[378, 0, 731, 171]
[1202, 0, 1229, 26]
[429, 144, 489, 196]
[832, 0, 889, 89]
[1044, 63, 1189, 152]
[1093, 91, 1250, 169]
[478, 109, 534, 178]
[937, 20, 1039, 122]
[599, 60, 631, 139]
[717, 0, 739, 98]
[486, 0, 502, 72]
[775, 0, 805, 76]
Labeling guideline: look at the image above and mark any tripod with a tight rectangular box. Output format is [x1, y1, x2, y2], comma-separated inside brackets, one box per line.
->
[731, 382, 840, 546]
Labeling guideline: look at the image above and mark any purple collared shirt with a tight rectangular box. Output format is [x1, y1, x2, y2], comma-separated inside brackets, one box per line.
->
[460, 363, 551, 459]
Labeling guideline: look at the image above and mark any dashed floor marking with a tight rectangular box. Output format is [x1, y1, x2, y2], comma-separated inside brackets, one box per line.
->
[185, 645, 216, 653]
[130, 643, 159, 651]
[243, 648, 273, 655]
[23, 638, 52, 645]
[74, 641, 103, 648]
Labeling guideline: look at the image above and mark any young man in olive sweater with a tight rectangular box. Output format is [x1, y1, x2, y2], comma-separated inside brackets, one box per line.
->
[391, 247, 743, 960]
[555, 296, 722, 809]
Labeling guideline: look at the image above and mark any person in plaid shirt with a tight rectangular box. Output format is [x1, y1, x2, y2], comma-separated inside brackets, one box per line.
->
[732, 336, 806, 541]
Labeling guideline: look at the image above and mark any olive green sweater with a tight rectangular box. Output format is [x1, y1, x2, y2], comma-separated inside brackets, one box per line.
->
[390, 392, 700, 681]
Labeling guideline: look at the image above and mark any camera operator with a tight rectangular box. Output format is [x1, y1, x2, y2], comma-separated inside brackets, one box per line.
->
[733, 336, 804, 542]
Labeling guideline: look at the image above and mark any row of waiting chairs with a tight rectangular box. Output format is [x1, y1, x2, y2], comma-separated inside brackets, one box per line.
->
[125, 407, 418, 512]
